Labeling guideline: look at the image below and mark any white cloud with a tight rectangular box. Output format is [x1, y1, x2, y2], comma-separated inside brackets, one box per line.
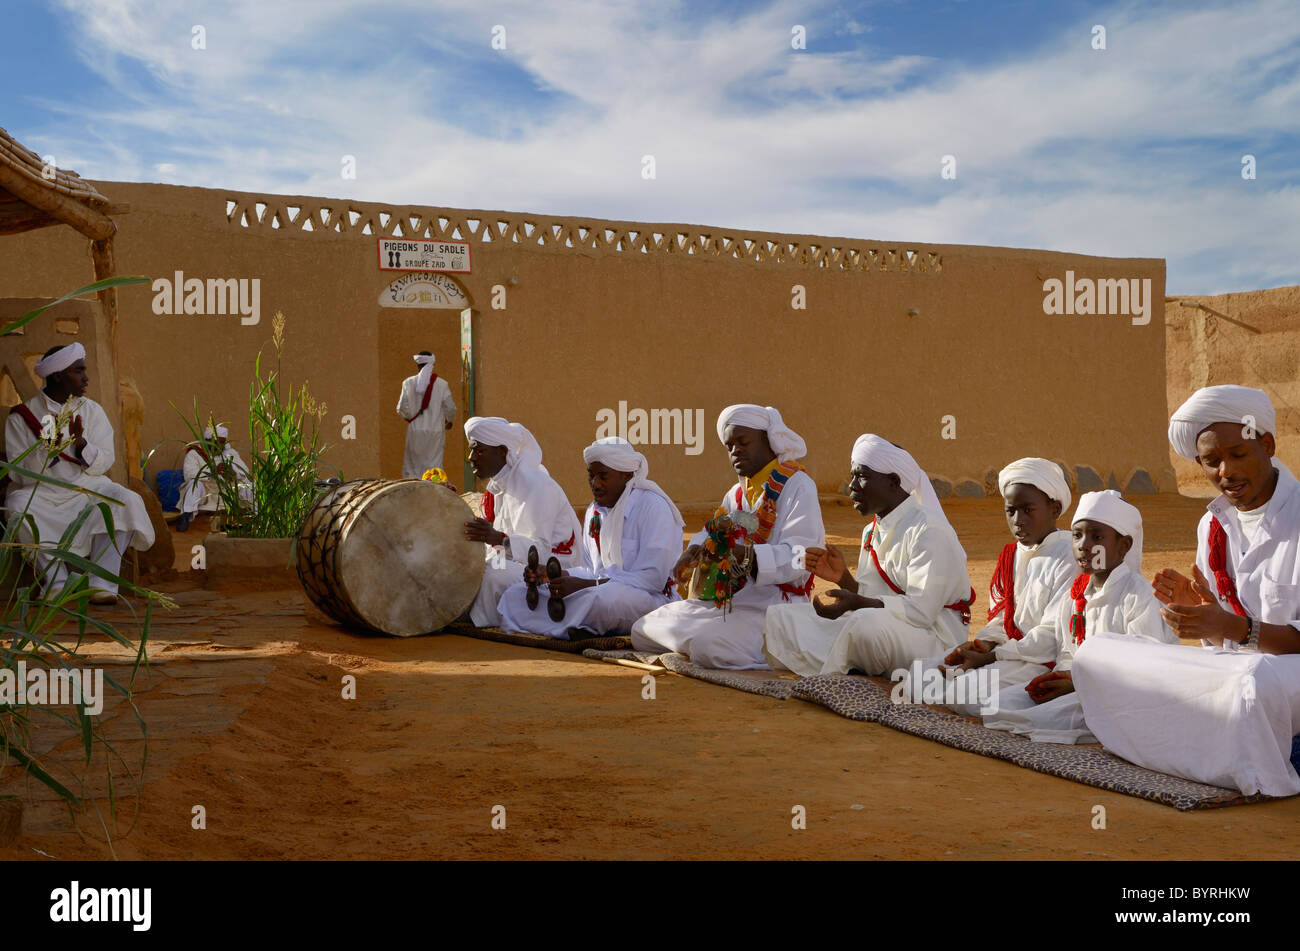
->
[22, 0, 1300, 292]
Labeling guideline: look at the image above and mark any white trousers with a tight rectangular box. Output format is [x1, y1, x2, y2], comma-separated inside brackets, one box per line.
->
[498, 580, 668, 639]
[469, 562, 522, 627]
[30, 530, 129, 596]
[631, 598, 776, 670]
[1073, 633, 1300, 796]
[764, 602, 950, 677]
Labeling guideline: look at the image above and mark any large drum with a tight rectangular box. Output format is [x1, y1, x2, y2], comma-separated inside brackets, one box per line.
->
[296, 479, 485, 636]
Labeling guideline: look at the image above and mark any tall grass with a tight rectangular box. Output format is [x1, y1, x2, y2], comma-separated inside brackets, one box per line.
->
[0, 277, 167, 845]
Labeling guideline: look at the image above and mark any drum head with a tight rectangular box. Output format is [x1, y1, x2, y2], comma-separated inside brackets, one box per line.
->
[334, 480, 484, 635]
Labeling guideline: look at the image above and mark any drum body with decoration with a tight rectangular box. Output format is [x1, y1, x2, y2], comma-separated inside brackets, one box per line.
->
[296, 478, 484, 636]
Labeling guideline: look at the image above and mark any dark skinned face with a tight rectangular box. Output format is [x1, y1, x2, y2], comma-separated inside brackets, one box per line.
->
[723, 424, 776, 479]
[468, 440, 508, 480]
[1195, 422, 1277, 511]
[1071, 519, 1131, 578]
[1003, 483, 1062, 547]
[848, 465, 903, 517]
[587, 462, 633, 508]
[47, 359, 90, 400]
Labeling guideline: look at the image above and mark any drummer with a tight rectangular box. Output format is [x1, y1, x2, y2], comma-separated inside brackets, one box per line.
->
[462, 416, 583, 628]
[497, 437, 684, 639]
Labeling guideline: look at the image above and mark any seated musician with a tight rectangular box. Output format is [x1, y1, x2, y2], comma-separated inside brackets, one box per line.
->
[630, 404, 825, 670]
[3, 343, 155, 603]
[177, 424, 253, 531]
[497, 436, 683, 639]
[461, 416, 582, 628]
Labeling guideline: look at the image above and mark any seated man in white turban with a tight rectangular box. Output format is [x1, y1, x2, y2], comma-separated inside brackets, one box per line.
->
[3, 343, 155, 603]
[630, 404, 824, 670]
[497, 437, 684, 639]
[398, 350, 457, 478]
[980, 490, 1175, 743]
[928, 458, 1077, 705]
[764, 435, 974, 677]
[462, 416, 582, 628]
[1073, 386, 1300, 794]
[176, 425, 253, 532]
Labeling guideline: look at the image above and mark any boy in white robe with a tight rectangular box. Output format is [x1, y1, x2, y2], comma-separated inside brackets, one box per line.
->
[763, 435, 974, 677]
[398, 351, 457, 478]
[176, 424, 253, 531]
[982, 490, 1176, 743]
[462, 416, 582, 628]
[3, 343, 155, 603]
[1073, 386, 1300, 795]
[930, 458, 1077, 713]
[630, 404, 824, 670]
[498, 437, 683, 638]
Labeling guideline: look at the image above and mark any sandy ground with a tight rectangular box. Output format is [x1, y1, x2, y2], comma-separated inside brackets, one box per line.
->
[3, 497, 1299, 861]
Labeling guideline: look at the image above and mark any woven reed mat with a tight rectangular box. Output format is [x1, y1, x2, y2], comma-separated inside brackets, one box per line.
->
[445, 622, 631, 654]
[791, 674, 1270, 811]
[582, 649, 796, 699]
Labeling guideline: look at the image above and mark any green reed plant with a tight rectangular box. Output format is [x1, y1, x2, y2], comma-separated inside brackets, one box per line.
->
[153, 311, 333, 539]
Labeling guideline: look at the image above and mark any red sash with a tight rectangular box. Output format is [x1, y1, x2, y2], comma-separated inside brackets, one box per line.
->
[10, 403, 82, 467]
[988, 542, 1023, 640]
[186, 441, 215, 467]
[406, 373, 438, 423]
[864, 517, 976, 624]
[1067, 572, 1090, 645]
[1207, 517, 1248, 617]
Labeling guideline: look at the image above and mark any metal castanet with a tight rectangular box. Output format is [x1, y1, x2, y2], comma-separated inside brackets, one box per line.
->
[296, 478, 485, 636]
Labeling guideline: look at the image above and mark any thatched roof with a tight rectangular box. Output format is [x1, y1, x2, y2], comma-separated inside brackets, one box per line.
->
[0, 126, 119, 239]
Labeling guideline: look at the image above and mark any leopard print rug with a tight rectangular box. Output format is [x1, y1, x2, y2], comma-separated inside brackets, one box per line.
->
[791, 674, 1270, 811]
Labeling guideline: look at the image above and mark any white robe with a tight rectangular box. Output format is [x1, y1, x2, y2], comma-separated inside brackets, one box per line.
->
[3, 392, 155, 581]
[178, 444, 252, 514]
[631, 469, 825, 670]
[468, 463, 582, 628]
[764, 495, 972, 677]
[398, 373, 457, 478]
[930, 531, 1077, 715]
[1073, 464, 1300, 795]
[497, 487, 682, 638]
[983, 563, 1176, 743]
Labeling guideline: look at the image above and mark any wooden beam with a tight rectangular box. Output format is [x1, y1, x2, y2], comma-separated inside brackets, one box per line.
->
[0, 206, 60, 235]
[0, 163, 116, 241]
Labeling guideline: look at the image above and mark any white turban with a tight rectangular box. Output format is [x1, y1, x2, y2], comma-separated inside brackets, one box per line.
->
[203, 425, 230, 439]
[1168, 385, 1275, 460]
[582, 436, 684, 570]
[1072, 490, 1143, 574]
[413, 352, 435, 390]
[716, 404, 807, 462]
[997, 457, 1072, 511]
[464, 416, 548, 496]
[851, 433, 948, 526]
[34, 342, 86, 379]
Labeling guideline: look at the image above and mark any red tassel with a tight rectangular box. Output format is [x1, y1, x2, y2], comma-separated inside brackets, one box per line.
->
[1069, 572, 1090, 645]
[1207, 517, 1248, 617]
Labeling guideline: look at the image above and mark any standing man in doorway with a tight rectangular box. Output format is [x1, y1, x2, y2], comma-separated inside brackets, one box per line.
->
[397, 350, 457, 477]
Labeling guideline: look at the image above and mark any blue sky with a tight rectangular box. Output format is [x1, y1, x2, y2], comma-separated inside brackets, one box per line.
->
[3, 0, 1298, 293]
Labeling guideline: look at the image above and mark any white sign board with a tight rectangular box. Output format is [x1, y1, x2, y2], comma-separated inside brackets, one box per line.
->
[378, 274, 470, 309]
[377, 238, 471, 273]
